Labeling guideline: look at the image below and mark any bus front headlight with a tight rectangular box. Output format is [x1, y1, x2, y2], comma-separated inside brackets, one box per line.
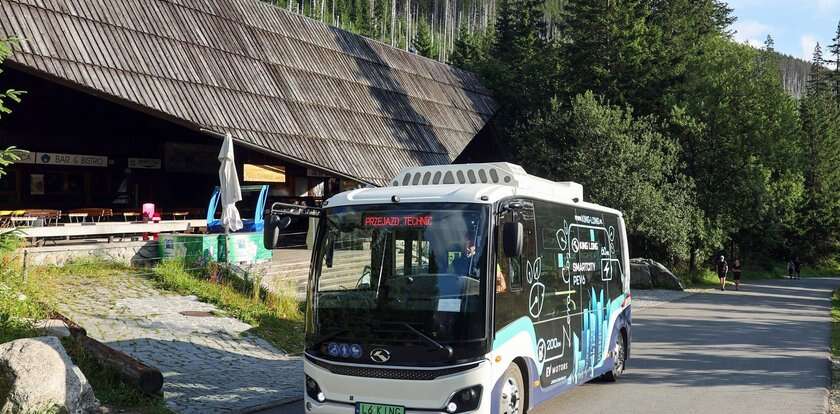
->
[305, 375, 325, 402]
[445, 385, 482, 413]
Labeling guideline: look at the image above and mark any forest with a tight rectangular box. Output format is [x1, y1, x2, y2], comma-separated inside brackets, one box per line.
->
[267, 0, 840, 272]
[453, 0, 840, 274]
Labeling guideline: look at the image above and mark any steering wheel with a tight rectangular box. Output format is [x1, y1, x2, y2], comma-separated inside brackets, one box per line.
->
[355, 265, 372, 289]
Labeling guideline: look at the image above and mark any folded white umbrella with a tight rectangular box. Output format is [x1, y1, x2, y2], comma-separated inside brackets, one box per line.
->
[218, 133, 243, 233]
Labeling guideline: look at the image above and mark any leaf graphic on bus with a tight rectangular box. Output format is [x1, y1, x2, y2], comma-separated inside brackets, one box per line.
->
[526, 257, 542, 284]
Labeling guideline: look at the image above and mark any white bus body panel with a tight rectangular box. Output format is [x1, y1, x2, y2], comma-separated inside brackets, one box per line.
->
[304, 357, 498, 413]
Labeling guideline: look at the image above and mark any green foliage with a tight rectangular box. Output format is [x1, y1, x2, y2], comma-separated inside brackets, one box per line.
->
[797, 70, 840, 259]
[511, 92, 697, 259]
[0, 37, 25, 118]
[830, 21, 840, 96]
[669, 37, 804, 258]
[152, 259, 304, 353]
[412, 19, 435, 58]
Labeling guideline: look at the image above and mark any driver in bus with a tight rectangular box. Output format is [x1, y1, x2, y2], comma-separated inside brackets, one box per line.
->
[453, 236, 477, 275]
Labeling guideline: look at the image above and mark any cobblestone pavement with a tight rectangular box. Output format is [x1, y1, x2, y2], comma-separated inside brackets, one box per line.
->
[56, 274, 303, 414]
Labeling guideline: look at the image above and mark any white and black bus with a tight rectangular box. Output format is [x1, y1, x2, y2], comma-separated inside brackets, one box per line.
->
[264, 163, 632, 414]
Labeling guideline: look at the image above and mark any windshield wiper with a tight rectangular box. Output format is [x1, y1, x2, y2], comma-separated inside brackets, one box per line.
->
[399, 322, 454, 359]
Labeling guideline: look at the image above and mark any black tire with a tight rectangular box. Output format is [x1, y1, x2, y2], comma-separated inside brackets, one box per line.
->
[602, 331, 626, 382]
[498, 363, 526, 414]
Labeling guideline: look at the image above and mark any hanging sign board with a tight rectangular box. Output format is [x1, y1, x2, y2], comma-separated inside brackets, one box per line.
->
[36, 152, 108, 167]
[128, 158, 162, 169]
[244, 164, 286, 182]
[15, 151, 36, 164]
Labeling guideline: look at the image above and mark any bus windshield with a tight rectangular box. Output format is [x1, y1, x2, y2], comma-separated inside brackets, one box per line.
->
[308, 203, 490, 361]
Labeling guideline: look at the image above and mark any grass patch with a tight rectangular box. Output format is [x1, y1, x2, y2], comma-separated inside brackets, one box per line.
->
[0, 252, 50, 344]
[151, 259, 305, 353]
[1, 256, 170, 413]
[61, 337, 171, 413]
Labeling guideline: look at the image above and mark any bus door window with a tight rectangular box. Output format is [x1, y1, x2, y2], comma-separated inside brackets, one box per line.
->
[494, 211, 519, 331]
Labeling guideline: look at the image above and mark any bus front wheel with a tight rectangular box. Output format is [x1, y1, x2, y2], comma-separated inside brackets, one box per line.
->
[499, 363, 525, 414]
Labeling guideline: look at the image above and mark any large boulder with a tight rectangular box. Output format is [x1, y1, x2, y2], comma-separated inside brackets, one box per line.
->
[630, 258, 685, 291]
[629, 260, 653, 289]
[0, 336, 98, 414]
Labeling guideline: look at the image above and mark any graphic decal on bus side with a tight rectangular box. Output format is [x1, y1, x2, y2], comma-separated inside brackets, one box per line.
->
[492, 203, 627, 391]
[532, 208, 625, 387]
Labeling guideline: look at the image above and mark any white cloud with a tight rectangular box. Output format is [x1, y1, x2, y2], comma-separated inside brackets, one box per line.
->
[732, 20, 772, 49]
[816, 0, 840, 12]
[800, 34, 819, 61]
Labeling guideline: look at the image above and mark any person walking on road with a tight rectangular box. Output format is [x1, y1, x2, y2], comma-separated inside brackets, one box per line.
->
[794, 256, 802, 280]
[788, 259, 795, 279]
[716, 255, 729, 291]
[732, 258, 742, 290]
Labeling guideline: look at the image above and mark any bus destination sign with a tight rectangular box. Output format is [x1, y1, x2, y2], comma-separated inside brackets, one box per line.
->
[363, 214, 433, 228]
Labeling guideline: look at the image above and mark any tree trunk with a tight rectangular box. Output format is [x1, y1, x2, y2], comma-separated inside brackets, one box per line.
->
[390, 0, 396, 46]
[76, 335, 164, 395]
[689, 245, 698, 273]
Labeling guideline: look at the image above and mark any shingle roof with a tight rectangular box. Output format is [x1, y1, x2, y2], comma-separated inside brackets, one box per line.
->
[0, 0, 496, 185]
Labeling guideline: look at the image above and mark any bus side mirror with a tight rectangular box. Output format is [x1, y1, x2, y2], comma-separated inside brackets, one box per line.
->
[503, 222, 523, 258]
[263, 214, 292, 249]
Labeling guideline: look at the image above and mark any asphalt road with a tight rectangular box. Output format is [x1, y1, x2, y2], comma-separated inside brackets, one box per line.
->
[533, 278, 840, 414]
[259, 278, 839, 414]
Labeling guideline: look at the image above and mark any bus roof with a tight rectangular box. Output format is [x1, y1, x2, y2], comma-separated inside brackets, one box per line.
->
[325, 163, 623, 216]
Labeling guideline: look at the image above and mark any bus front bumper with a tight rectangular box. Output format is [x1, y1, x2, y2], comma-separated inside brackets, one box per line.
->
[303, 357, 492, 413]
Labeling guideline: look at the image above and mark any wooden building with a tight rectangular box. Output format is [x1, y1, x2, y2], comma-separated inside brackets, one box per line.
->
[0, 0, 496, 213]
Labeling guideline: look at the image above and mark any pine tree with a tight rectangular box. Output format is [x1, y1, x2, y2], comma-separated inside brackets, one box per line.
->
[486, 0, 555, 117]
[764, 34, 775, 52]
[412, 19, 435, 58]
[807, 43, 829, 95]
[449, 24, 484, 69]
[563, 0, 657, 108]
[829, 21, 840, 97]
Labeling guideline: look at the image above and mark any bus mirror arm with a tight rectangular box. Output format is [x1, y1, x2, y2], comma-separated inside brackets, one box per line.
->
[263, 202, 323, 250]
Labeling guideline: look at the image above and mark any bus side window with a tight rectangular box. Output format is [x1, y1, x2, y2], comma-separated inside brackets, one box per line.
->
[494, 215, 525, 331]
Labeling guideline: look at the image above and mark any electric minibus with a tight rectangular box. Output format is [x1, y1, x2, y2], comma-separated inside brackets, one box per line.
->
[264, 162, 632, 414]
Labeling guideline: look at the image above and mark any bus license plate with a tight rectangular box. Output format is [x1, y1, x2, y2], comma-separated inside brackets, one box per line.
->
[356, 402, 405, 414]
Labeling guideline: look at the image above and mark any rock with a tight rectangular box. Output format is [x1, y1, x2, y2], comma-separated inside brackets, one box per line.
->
[629, 258, 684, 291]
[648, 260, 685, 291]
[629, 260, 653, 289]
[0, 336, 98, 414]
[35, 319, 72, 338]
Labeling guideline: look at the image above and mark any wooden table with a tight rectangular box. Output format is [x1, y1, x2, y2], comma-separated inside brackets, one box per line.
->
[10, 217, 38, 227]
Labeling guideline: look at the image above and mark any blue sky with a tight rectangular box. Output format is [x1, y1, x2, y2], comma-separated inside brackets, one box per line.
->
[728, 0, 839, 62]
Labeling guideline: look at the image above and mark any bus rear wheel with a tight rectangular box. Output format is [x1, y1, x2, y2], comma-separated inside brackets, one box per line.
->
[602, 331, 626, 382]
[499, 363, 525, 414]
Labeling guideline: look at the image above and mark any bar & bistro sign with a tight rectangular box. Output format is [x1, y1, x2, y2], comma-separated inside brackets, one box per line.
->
[17, 152, 108, 167]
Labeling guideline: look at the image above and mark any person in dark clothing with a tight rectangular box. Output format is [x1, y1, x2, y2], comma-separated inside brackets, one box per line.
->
[788, 259, 795, 279]
[732, 258, 742, 291]
[716, 255, 729, 291]
[793, 257, 802, 280]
